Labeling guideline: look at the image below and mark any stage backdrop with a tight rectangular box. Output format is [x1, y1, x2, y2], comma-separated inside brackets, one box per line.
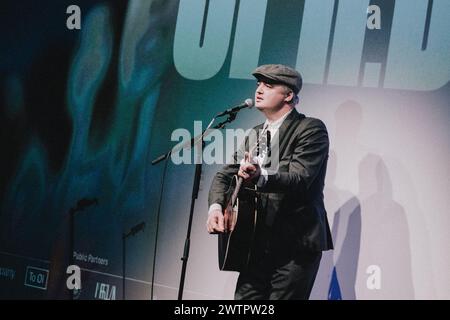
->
[0, 0, 449, 299]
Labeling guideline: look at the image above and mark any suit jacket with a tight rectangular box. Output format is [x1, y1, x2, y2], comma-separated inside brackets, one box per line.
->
[209, 109, 333, 260]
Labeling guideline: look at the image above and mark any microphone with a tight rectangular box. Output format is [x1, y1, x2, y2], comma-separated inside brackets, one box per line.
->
[123, 221, 146, 239]
[216, 99, 253, 117]
[130, 222, 145, 236]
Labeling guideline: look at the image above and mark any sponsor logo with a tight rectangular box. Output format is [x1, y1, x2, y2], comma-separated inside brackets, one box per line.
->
[0, 267, 15, 280]
[24, 266, 49, 290]
[73, 251, 108, 266]
[94, 282, 116, 300]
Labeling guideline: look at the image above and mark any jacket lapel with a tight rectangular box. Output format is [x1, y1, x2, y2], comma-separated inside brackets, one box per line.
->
[277, 108, 305, 157]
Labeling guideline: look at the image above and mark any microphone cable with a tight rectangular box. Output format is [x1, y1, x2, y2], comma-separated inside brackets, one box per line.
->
[150, 154, 170, 300]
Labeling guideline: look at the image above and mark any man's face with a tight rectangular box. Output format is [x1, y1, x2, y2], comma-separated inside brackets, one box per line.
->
[254, 81, 290, 111]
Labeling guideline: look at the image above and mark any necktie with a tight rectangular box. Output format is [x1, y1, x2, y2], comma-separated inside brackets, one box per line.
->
[266, 129, 271, 158]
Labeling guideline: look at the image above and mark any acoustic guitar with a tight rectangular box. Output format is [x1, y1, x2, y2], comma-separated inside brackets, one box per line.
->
[218, 128, 270, 271]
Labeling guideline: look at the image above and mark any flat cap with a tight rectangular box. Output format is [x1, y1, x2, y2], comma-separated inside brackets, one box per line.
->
[252, 64, 303, 94]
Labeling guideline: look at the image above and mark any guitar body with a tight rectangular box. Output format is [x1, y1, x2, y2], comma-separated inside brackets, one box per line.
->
[218, 176, 257, 271]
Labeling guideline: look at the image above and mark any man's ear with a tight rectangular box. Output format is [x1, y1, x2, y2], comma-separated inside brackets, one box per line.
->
[285, 91, 294, 103]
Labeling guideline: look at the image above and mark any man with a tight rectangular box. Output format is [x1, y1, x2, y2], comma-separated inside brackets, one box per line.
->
[206, 64, 333, 300]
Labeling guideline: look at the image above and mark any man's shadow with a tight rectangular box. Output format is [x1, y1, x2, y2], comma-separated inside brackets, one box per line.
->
[313, 152, 415, 299]
[355, 154, 414, 299]
[311, 100, 364, 299]
[310, 150, 361, 300]
[311, 99, 416, 299]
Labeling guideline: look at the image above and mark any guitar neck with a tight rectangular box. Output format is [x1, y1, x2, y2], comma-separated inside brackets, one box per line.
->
[231, 176, 243, 206]
[229, 126, 267, 206]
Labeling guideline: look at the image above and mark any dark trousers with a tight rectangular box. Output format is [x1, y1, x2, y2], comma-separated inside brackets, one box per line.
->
[234, 249, 322, 300]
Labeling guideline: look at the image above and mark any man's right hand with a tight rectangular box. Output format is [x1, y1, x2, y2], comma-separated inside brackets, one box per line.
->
[206, 209, 224, 234]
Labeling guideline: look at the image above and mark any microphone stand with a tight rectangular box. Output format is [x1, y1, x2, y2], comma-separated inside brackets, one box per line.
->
[122, 222, 145, 300]
[151, 111, 239, 300]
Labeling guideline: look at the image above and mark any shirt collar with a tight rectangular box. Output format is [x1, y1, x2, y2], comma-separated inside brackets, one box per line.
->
[264, 108, 293, 131]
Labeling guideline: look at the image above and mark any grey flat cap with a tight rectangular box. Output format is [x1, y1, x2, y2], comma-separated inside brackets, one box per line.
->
[252, 64, 303, 94]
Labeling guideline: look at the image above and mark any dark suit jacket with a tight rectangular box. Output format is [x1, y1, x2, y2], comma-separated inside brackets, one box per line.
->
[209, 109, 333, 260]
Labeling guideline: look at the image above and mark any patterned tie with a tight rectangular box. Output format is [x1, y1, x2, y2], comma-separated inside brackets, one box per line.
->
[257, 126, 271, 167]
